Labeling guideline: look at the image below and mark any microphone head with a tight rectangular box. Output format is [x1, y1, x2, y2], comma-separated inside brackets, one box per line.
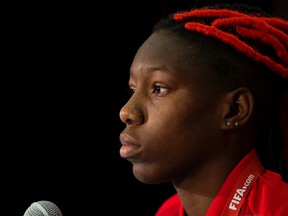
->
[24, 200, 63, 216]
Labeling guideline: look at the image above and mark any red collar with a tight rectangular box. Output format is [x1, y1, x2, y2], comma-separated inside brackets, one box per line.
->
[206, 149, 265, 216]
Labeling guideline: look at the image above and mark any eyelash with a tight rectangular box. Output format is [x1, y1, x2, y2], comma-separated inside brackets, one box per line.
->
[126, 88, 135, 95]
[127, 85, 168, 95]
[152, 85, 168, 94]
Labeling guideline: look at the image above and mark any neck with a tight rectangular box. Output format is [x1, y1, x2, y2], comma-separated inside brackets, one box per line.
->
[172, 148, 252, 216]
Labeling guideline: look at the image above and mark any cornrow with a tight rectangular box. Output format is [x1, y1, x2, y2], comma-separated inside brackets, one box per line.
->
[154, 4, 288, 181]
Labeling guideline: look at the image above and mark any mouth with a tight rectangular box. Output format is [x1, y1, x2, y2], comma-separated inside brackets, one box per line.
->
[119, 133, 141, 159]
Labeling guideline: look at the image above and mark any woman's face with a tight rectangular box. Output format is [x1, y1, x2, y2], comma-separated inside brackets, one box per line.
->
[119, 30, 225, 184]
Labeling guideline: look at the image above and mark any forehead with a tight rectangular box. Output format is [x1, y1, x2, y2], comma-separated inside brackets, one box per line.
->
[130, 30, 199, 77]
[133, 30, 191, 65]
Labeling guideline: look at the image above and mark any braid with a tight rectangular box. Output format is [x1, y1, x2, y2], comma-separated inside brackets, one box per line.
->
[174, 9, 288, 78]
[153, 4, 288, 181]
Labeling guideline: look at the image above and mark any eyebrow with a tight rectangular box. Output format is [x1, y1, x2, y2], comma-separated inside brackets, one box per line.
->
[130, 65, 173, 76]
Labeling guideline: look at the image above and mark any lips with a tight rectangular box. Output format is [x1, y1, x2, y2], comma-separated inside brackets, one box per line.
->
[119, 133, 141, 159]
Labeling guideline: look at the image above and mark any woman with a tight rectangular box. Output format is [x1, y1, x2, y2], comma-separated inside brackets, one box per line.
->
[119, 3, 288, 215]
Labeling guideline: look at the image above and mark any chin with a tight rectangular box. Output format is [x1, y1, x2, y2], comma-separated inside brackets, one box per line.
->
[133, 169, 170, 185]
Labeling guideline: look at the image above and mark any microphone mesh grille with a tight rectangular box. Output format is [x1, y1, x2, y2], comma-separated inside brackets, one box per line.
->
[24, 200, 63, 216]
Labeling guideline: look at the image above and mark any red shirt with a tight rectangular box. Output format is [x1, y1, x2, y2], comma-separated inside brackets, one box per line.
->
[155, 149, 288, 216]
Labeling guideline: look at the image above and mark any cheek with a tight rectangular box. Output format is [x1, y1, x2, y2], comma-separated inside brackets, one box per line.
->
[137, 101, 215, 181]
[147, 100, 199, 142]
[151, 98, 213, 147]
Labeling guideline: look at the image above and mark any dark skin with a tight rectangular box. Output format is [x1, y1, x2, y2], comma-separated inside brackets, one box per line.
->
[119, 30, 257, 216]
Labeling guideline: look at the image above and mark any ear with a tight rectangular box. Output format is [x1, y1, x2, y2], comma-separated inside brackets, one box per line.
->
[220, 87, 254, 130]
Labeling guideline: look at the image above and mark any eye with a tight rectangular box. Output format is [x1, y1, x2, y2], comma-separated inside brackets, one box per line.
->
[152, 85, 168, 95]
[126, 87, 135, 96]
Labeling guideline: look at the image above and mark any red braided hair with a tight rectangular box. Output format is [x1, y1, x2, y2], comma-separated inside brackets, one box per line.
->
[173, 7, 288, 170]
[174, 9, 288, 77]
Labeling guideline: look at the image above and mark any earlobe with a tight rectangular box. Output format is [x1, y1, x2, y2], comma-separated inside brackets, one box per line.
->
[221, 88, 254, 130]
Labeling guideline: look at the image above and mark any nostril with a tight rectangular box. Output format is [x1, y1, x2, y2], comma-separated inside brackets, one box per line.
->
[126, 118, 134, 125]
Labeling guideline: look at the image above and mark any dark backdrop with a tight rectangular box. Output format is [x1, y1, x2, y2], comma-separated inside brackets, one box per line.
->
[5, 0, 286, 215]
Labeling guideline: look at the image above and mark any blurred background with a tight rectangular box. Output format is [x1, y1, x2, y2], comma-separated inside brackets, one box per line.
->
[5, 0, 286, 215]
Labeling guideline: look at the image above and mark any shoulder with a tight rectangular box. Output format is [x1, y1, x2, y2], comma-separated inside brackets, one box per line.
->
[248, 170, 288, 214]
[257, 170, 288, 193]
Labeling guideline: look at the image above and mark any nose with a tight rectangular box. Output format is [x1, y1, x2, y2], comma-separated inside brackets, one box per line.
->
[119, 101, 144, 126]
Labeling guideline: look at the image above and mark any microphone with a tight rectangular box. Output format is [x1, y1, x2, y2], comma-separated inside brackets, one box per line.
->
[24, 200, 63, 216]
